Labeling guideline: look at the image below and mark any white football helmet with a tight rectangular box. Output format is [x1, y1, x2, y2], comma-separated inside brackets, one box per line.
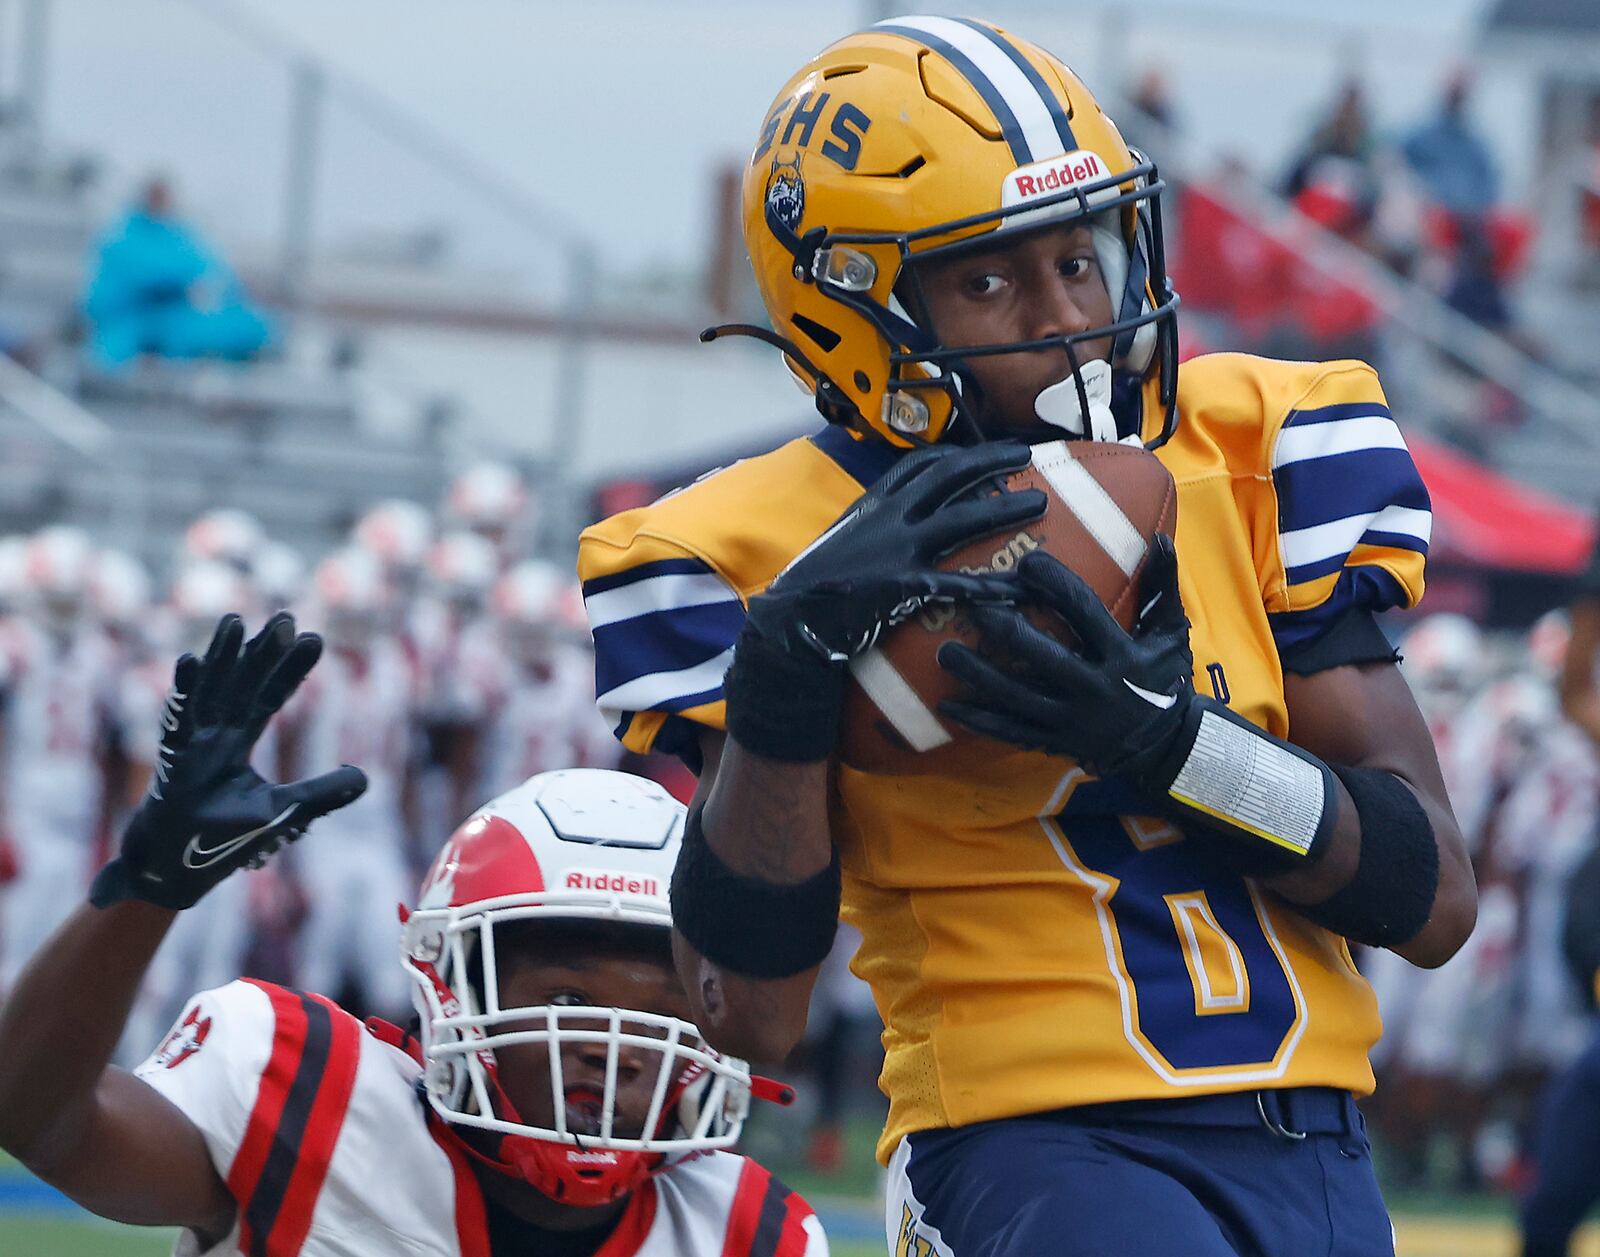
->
[354, 499, 434, 574]
[89, 549, 153, 629]
[491, 560, 574, 666]
[170, 560, 251, 650]
[402, 769, 765, 1208]
[426, 531, 500, 610]
[446, 462, 529, 542]
[252, 541, 306, 612]
[183, 509, 265, 573]
[1527, 609, 1570, 679]
[25, 526, 95, 626]
[1402, 614, 1485, 703]
[310, 547, 387, 651]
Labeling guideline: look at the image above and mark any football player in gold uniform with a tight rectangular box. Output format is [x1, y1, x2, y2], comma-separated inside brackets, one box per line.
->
[579, 17, 1474, 1256]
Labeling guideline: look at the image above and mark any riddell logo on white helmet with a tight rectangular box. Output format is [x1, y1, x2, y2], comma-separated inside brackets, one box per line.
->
[564, 869, 661, 897]
[1000, 149, 1108, 208]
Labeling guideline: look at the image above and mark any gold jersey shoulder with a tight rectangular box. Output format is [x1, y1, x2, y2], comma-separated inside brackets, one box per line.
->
[579, 354, 1431, 1160]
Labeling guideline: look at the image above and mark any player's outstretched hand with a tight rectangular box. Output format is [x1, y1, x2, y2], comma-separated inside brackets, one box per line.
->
[937, 535, 1197, 781]
[89, 613, 367, 911]
[747, 440, 1047, 663]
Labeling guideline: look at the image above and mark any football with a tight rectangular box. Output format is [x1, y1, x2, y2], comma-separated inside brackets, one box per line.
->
[838, 439, 1179, 776]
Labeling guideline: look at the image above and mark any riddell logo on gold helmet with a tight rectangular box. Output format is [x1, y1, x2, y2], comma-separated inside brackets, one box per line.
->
[1001, 150, 1108, 206]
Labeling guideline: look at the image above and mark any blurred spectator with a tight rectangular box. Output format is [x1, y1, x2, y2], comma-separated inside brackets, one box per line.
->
[1122, 66, 1179, 159]
[1402, 72, 1499, 219]
[1444, 217, 1514, 331]
[81, 176, 275, 369]
[1283, 79, 1376, 201]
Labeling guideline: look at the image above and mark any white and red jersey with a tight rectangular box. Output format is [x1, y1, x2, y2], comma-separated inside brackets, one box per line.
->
[411, 597, 477, 726]
[457, 628, 619, 801]
[136, 980, 827, 1257]
[0, 617, 116, 840]
[280, 638, 417, 834]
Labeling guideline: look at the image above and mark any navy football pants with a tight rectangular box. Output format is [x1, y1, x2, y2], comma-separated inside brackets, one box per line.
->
[886, 1089, 1394, 1257]
[1522, 1027, 1600, 1257]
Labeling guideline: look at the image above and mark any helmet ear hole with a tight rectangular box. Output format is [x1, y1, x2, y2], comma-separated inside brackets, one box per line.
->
[791, 312, 842, 352]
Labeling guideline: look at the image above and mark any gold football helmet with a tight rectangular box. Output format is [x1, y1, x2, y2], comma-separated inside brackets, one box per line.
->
[717, 16, 1179, 447]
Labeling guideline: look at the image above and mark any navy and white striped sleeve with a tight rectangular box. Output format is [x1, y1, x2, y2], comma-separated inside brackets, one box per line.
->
[581, 556, 745, 761]
[1268, 386, 1431, 657]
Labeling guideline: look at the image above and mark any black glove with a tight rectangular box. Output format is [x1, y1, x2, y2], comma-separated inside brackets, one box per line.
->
[746, 440, 1047, 662]
[940, 537, 1337, 873]
[937, 535, 1195, 780]
[90, 613, 368, 911]
[725, 440, 1046, 761]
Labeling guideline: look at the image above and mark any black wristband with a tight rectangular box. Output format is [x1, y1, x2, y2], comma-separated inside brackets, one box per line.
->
[1299, 764, 1439, 949]
[670, 805, 841, 980]
[722, 624, 846, 762]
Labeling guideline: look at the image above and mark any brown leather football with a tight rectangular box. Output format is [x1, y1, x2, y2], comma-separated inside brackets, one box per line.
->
[838, 439, 1178, 776]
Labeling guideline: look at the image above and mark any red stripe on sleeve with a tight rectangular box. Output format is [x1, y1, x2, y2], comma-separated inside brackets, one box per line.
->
[226, 982, 308, 1255]
[720, 1158, 773, 1257]
[263, 992, 362, 1255]
[774, 1192, 815, 1257]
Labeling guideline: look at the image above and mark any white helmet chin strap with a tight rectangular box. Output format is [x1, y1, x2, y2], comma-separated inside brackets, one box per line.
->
[1034, 359, 1124, 443]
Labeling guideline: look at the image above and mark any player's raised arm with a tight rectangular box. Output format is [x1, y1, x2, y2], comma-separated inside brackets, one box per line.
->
[671, 441, 1045, 1061]
[0, 613, 364, 1234]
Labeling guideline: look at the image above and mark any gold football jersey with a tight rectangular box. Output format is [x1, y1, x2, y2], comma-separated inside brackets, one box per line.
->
[579, 353, 1430, 1162]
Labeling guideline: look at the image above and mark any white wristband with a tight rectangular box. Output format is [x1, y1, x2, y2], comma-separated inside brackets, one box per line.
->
[1168, 707, 1328, 857]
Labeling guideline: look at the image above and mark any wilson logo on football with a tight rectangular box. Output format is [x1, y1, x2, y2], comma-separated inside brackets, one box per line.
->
[918, 530, 1041, 634]
[564, 869, 662, 897]
[1000, 149, 1108, 207]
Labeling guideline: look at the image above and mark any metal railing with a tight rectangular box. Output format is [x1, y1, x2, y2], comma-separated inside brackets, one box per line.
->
[0, 349, 150, 539]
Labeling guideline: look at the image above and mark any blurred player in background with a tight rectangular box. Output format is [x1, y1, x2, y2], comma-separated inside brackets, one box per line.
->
[354, 498, 434, 645]
[0, 615, 824, 1257]
[450, 559, 619, 820]
[0, 526, 121, 993]
[1520, 533, 1600, 1257]
[278, 547, 418, 1018]
[581, 18, 1474, 1256]
[1370, 614, 1532, 1187]
[183, 509, 267, 580]
[446, 461, 531, 568]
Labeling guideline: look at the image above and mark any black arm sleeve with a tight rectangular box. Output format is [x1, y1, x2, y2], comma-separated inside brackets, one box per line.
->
[1278, 607, 1400, 677]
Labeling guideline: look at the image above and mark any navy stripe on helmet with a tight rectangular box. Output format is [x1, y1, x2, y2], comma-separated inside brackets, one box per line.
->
[877, 22, 1033, 164]
[949, 18, 1077, 154]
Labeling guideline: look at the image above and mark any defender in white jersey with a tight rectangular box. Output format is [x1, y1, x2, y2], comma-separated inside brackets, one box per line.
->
[452, 561, 619, 814]
[0, 527, 119, 991]
[0, 613, 826, 1257]
[281, 548, 419, 1016]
